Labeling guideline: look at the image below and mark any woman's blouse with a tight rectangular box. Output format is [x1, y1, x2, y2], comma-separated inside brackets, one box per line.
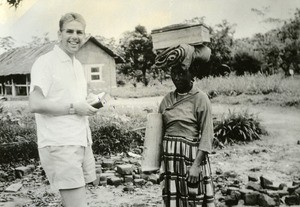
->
[158, 87, 214, 153]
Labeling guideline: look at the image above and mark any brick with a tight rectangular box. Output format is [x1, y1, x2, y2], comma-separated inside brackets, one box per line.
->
[116, 164, 134, 175]
[133, 174, 141, 179]
[246, 182, 262, 191]
[257, 194, 276, 207]
[5, 182, 23, 192]
[248, 174, 259, 182]
[285, 195, 300, 205]
[15, 166, 33, 178]
[99, 181, 107, 186]
[225, 194, 239, 206]
[100, 172, 115, 179]
[260, 175, 273, 189]
[107, 176, 123, 186]
[101, 159, 115, 169]
[124, 175, 133, 183]
[244, 192, 260, 205]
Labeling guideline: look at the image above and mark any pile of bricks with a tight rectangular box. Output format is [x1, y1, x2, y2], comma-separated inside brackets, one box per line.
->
[91, 155, 159, 191]
[214, 169, 300, 206]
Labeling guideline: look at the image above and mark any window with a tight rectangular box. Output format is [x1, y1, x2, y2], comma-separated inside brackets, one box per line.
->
[88, 65, 103, 82]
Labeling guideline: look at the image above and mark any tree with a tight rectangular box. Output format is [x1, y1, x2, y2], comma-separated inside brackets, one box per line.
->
[118, 25, 156, 86]
[0, 36, 15, 51]
[208, 20, 236, 76]
[27, 33, 50, 47]
[278, 9, 300, 74]
[4, 0, 22, 8]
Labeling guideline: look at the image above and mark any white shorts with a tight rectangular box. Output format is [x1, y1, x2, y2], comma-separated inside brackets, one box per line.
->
[39, 145, 96, 190]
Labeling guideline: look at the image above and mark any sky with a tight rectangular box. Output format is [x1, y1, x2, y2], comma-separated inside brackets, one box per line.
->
[0, 0, 299, 47]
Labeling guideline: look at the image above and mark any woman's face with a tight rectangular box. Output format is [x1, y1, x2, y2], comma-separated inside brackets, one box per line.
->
[171, 66, 193, 92]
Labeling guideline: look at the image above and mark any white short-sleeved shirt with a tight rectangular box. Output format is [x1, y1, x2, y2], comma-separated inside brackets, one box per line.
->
[30, 45, 92, 148]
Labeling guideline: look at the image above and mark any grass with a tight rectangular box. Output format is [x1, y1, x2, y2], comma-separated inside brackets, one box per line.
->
[111, 74, 300, 108]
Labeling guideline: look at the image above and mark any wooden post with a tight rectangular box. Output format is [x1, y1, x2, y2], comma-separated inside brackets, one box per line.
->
[11, 78, 16, 97]
[26, 75, 29, 96]
[141, 113, 163, 172]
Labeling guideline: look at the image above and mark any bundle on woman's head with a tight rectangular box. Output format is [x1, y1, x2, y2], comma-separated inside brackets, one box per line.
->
[155, 43, 211, 77]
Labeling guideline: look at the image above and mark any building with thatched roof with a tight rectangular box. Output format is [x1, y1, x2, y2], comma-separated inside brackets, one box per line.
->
[0, 36, 123, 97]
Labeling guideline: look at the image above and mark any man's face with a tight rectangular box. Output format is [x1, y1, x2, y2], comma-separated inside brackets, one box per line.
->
[58, 20, 85, 57]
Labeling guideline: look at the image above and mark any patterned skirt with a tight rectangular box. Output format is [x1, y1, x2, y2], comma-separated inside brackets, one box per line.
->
[160, 135, 215, 207]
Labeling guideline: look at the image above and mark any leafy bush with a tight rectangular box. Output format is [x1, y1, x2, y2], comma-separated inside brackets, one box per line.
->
[213, 110, 267, 145]
[91, 123, 143, 155]
[89, 107, 147, 155]
[232, 51, 262, 75]
[0, 120, 38, 163]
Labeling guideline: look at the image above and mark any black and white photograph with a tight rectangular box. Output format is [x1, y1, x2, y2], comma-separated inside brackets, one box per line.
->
[0, 0, 300, 206]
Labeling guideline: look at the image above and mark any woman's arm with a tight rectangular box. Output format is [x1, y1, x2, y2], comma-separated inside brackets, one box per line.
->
[186, 149, 207, 183]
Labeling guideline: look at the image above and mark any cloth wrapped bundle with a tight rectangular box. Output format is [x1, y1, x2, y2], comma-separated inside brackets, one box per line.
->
[155, 44, 211, 71]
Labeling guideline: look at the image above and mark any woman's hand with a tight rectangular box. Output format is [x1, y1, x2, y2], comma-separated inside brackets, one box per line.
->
[186, 165, 201, 183]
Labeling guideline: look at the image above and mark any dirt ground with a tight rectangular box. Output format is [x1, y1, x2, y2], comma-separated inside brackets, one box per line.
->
[1, 97, 300, 207]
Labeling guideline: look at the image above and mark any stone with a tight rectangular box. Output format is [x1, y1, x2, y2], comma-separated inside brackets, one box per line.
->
[0, 170, 8, 179]
[148, 173, 159, 184]
[279, 183, 287, 190]
[215, 168, 223, 175]
[244, 192, 260, 205]
[249, 167, 261, 172]
[292, 180, 300, 186]
[223, 170, 238, 179]
[15, 166, 33, 178]
[260, 175, 273, 189]
[248, 174, 259, 182]
[5, 182, 23, 192]
[134, 178, 145, 187]
[145, 181, 153, 188]
[288, 185, 300, 194]
[264, 184, 280, 191]
[133, 174, 141, 179]
[116, 164, 134, 175]
[285, 195, 300, 206]
[294, 186, 300, 195]
[239, 188, 254, 198]
[92, 174, 101, 186]
[246, 182, 262, 191]
[226, 187, 240, 195]
[99, 181, 107, 186]
[257, 194, 276, 207]
[123, 185, 135, 192]
[277, 189, 289, 197]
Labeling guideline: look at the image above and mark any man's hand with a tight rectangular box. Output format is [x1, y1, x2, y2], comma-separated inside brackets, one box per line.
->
[74, 101, 98, 116]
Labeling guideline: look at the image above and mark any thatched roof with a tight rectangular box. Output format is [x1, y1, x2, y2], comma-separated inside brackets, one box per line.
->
[0, 36, 123, 76]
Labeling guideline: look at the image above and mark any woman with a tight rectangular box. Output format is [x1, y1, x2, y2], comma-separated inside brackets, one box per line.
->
[155, 44, 215, 207]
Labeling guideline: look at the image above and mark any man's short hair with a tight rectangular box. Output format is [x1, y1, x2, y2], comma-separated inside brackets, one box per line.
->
[59, 12, 86, 31]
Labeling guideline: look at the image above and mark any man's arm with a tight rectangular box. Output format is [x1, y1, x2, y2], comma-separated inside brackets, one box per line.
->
[29, 86, 98, 116]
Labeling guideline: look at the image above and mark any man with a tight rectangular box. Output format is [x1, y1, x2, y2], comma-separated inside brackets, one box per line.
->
[29, 13, 98, 207]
